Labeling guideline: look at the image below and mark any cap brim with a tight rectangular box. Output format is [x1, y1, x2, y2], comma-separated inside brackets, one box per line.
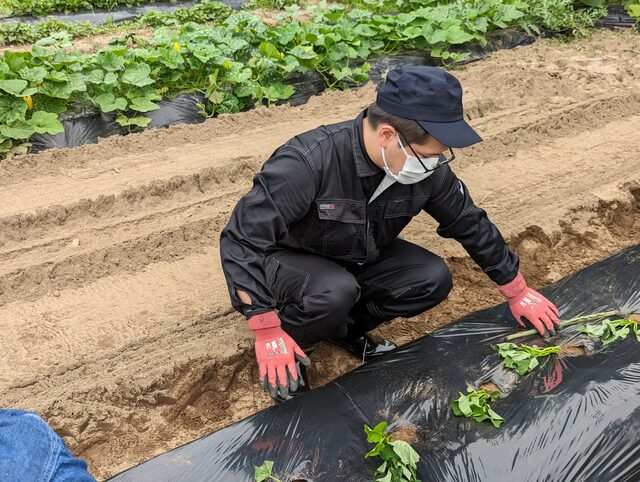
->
[417, 119, 482, 148]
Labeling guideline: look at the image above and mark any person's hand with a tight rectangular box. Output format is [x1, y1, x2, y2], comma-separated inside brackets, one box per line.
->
[498, 272, 560, 338]
[248, 311, 311, 399]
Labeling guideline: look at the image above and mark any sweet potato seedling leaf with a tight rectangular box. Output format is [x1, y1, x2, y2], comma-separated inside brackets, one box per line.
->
[364, 422, 420, 482]
[451, 386, 505, 428]
[495, 342, 560, 375]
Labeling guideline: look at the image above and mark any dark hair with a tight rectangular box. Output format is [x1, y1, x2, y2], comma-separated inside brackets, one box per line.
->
[366, 102, 430, 144]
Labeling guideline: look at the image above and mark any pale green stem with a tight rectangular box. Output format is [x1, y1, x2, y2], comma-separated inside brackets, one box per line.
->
[505, 310, 619, 341]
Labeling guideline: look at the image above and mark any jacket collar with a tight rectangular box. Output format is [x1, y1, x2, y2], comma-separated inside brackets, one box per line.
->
[352, 109, 382, 177]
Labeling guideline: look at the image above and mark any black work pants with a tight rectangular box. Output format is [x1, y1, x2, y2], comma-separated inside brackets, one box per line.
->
[264, 238, 453, 346]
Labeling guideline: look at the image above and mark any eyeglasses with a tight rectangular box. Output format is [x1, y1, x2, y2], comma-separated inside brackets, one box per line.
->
[397, 131, 455, 173]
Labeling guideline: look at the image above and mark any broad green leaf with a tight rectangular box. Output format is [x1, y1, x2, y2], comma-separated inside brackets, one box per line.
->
[67, 74, 87, 93]
[31, 45, 53, 59]
[121, 63, 154, 87]
[0, 121, 35, 140]
[452, 388, 505, 428]
[496, 4, 525, 23]
[495, 342, 560, 376]
[191, 45, 221, 64]
[458, 395, 472, 416]
[281, 55, 300, 73]
[290, 45, 317, 60]
[95, 93, 127, 112]
[365, 422, 387, 443]
[629, 4, 640, 17]
[0, 97, 27, 124]
[0, 79, 28, 96]
[471, 17, 489, 33]
[445, 26, 475, 45]
[21, 88, 38, 97]
[391, 440, 420, 466]
[426, 28, 448, 44]
[87, 69, 105, 84]
[259, 41, 281, 59]
[264, 82, 294, 101]
[39, 80, 73, 99]
[235, 81, 259, 98]
[100, 52, 125, 72]
[578, 318, 638, 345]
[45, 71, 68, 82]
[227, 37, 248, 53]
[253, 460, 273, 482]
[104, 72, 118, 85]
[29, 111, 64, 135]
[160, 49, 184, 70]
[18, 67, 47, 82]
[354, 24, 377, 37]
[129, 97, 159, 113]
[226, 66, 252, 83]
[116, 115, 151, 128]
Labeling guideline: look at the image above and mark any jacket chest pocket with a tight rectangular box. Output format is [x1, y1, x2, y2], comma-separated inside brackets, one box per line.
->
[302, 199, 366, 259]
[377, 197, 428, 246]
[384, 197, 428, 218]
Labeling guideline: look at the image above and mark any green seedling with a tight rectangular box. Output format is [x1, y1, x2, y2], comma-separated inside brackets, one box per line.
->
[451, 387, 505, 428]
[254, 460, 282, 482]
[577, 317, 640, 345]
[364, 421, 420, 482]
[494, 342, 560, 375]
[505, 310, 619, 341]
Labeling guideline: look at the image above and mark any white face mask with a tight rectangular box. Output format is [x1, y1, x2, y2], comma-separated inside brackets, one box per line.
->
[381, 135, 440, 185]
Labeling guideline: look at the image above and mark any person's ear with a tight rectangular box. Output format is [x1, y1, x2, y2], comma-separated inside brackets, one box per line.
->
[377, 124, 396, 148]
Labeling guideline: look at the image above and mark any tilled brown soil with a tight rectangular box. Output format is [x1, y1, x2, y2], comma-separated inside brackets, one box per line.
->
[0, 29, 639, 480]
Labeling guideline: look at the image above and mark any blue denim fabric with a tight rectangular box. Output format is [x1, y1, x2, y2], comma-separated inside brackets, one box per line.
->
[0, 410, 95, 482]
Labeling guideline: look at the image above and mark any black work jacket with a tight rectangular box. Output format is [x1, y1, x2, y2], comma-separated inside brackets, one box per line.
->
[220, 110, 519, 317]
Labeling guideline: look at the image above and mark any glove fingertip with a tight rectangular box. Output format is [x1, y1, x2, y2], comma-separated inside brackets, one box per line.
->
[269, 384, 278, 399]
[297, 355, 312, 367]
[523, 316, 546, 337]
[259, 375, 268, 389]
[296, 363, 306, 387]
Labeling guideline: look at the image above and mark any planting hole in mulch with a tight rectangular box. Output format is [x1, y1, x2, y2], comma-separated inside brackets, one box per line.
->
[559, 343, 587, 357]
[389, 425, 419, 444]
[479, 382, 501, 394]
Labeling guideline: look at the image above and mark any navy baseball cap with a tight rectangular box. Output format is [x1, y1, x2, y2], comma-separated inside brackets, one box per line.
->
[376, 66, 482, 148]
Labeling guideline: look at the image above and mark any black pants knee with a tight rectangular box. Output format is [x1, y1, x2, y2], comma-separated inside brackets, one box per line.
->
[264, 238, 452, 346]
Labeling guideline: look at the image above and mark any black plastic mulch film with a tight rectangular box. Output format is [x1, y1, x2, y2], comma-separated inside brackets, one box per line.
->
[109, 244, 640, 482]
[29, 92, 207, 153]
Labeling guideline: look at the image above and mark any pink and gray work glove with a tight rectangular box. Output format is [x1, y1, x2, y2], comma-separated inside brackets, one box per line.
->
[498, 272, 561, 338]
[248, 311, 311, 399]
